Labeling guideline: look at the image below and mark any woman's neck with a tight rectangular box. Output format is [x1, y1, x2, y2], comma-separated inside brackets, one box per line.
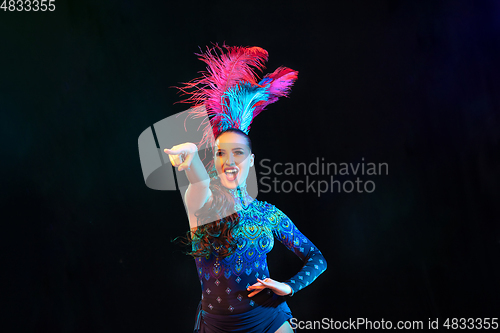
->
[224, 183, 254, 210]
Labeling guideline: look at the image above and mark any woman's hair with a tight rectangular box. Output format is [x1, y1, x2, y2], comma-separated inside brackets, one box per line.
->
[175, 128, 252, 259]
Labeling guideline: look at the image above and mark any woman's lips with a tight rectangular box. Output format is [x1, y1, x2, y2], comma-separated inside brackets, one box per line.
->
[224, 167, 239, 182]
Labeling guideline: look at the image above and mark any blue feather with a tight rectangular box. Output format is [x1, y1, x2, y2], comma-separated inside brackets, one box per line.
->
[220, 82, 270, 133]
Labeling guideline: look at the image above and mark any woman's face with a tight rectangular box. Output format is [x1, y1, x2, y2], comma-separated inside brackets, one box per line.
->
[214, 131, 254, 189]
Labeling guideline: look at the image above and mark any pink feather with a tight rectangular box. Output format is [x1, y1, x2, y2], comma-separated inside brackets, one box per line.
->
[176, 44, 268, 113]
[252, 66, 299, 119]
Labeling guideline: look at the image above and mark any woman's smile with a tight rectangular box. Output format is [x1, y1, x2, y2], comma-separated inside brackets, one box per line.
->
[224, 166, 239, 182]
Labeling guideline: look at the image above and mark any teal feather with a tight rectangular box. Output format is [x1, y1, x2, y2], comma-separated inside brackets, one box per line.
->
[220, 82, 269, 134]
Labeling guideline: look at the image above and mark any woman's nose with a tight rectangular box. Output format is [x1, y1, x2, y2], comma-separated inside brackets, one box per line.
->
[226, 153, 235, 165]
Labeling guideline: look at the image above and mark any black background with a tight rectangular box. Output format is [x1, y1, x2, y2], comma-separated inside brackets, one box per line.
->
[2, 0, 499, 332]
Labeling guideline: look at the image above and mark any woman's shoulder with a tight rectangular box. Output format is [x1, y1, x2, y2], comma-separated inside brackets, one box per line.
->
[251, 198, 278, 211]
[249, 199, 287, 224]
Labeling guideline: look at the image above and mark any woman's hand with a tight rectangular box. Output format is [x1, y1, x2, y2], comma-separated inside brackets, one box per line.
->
[164, 143, 198, 172]
[247, 278, 292, 297]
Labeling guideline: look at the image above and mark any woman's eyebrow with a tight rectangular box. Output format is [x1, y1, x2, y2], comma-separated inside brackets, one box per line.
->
[216, 147, 246, 151]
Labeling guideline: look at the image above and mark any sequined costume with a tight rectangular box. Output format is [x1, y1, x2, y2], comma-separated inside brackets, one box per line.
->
[192, 184, 327, 332]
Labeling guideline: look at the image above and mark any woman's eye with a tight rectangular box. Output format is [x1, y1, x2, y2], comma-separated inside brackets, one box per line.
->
[216, 152, 224, 156]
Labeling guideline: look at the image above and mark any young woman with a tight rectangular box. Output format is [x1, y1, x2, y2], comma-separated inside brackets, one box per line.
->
[165, 129, 327, 332]
[164, 44, 327, 332]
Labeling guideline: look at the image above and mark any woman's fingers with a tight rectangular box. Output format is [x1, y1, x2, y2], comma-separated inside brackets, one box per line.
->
[247, 279, 274, 297]
[256, 278, 291, 296]
[257, 278, 272, 286]
[163, 147, 183, 155]
[164, 146, 186, 168]
[247, 281, 264, 289]
[247, 283, 266, 297]
[164, 143, 197, 170]
[178, 150, 194, 171]
[166, 151, 184, 167]
[247, 289, 264, 297]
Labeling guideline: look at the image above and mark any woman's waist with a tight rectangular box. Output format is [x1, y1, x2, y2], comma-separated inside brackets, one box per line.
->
[201, 289, 277, 315]
[196, 266, 271, 287]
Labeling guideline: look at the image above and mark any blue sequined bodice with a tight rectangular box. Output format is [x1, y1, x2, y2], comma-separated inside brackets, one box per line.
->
[192, 185, 327, 315]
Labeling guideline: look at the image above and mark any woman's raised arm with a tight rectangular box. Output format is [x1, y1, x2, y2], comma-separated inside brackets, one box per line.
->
[164, 143, 212, 229]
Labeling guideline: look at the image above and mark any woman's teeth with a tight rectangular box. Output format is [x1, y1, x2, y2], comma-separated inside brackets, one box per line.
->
[225, 169, 238, 181]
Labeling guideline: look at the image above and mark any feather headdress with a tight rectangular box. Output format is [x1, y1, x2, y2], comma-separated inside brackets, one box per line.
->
[175, 44, 298, 151]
